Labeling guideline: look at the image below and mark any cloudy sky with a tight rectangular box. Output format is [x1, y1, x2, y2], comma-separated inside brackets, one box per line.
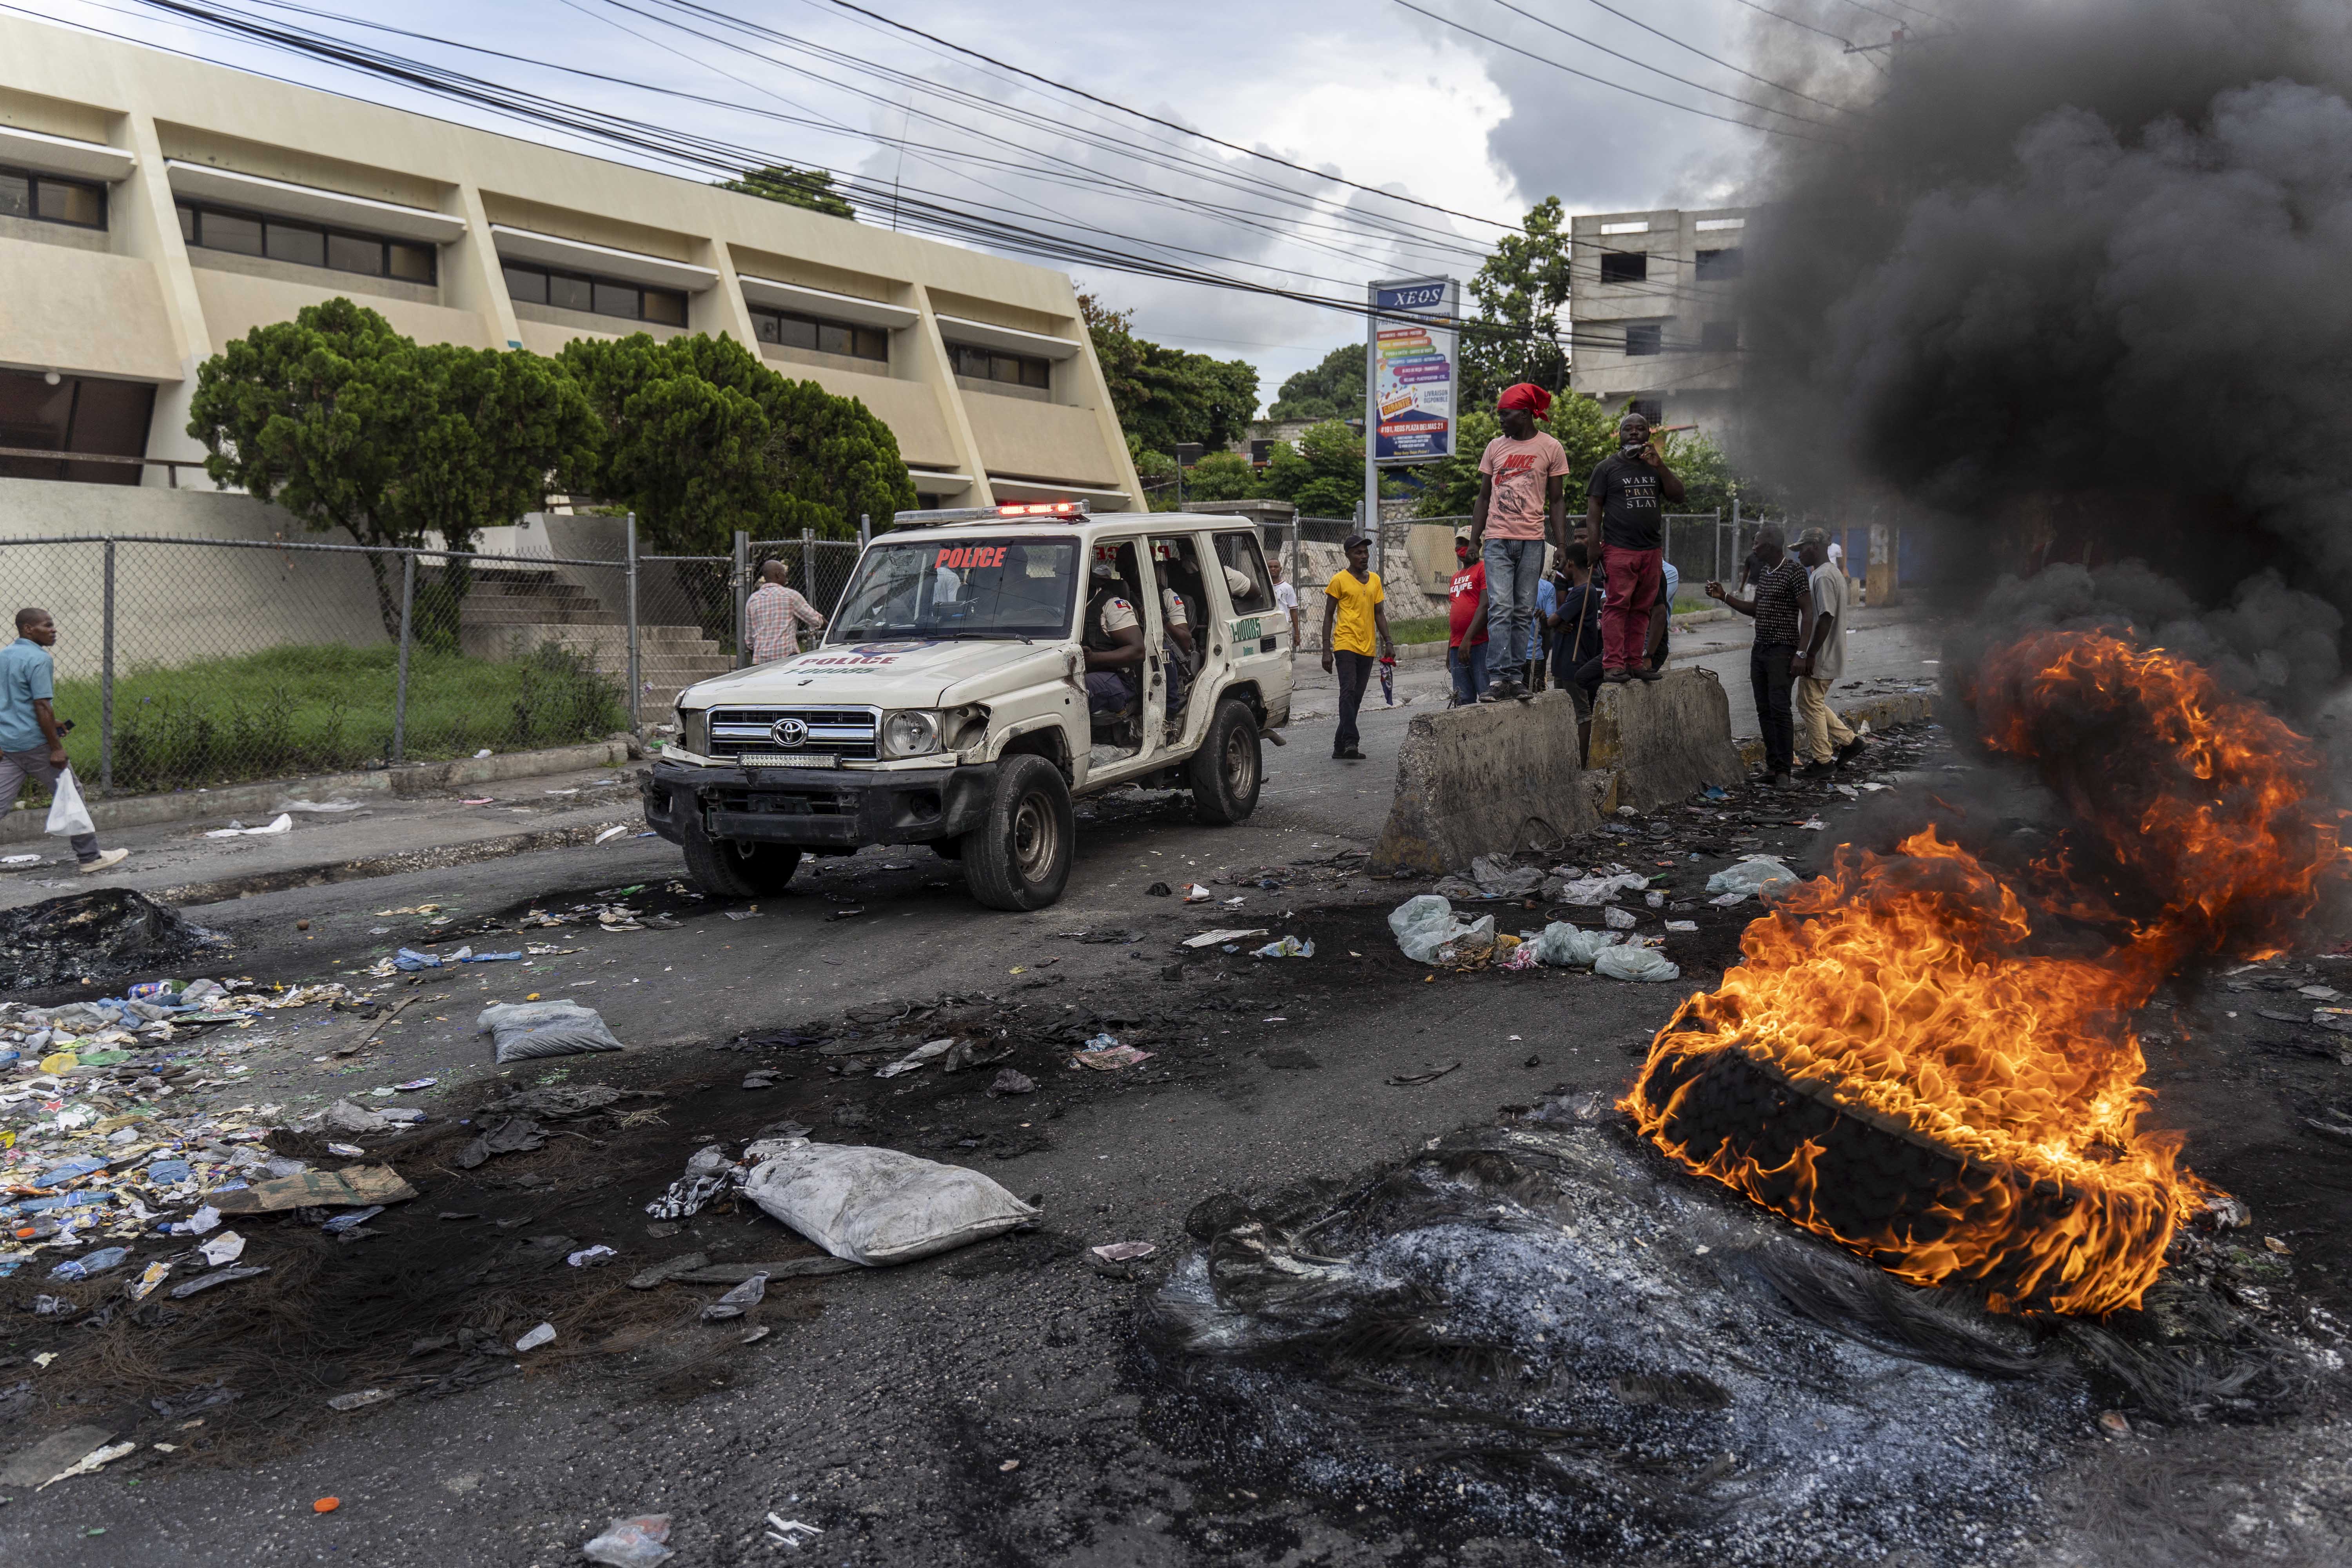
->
[33, 0, 1891, 400]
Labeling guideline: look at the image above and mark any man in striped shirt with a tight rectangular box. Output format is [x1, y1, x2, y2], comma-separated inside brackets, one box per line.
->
[744, 559, 827, 663]
[1704, 525, 1811, 788]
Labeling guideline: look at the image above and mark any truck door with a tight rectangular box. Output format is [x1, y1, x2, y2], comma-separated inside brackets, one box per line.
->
[1149, 532, 1216, 751]
[1210, 528, 1289, 729]
[1087, 535, 1166, 780]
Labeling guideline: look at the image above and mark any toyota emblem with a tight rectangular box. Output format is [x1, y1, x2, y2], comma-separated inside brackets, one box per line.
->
[769, 717, 810, 748]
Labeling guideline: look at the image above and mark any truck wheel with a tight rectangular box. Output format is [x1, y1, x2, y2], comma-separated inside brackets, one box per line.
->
[682, 825, 802, 899]
[962, 754, 1073, 910]
[1190, 698, 1263, 825]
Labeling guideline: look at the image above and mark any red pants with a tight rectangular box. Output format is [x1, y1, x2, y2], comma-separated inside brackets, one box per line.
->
[1601, 545, 1662, 671]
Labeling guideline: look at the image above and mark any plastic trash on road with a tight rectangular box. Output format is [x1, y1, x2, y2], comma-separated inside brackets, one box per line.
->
[1552, 869, 1651, 906]
[1468, 854, 1544, 897]
[1594, 945, 1682, 983]
[1252, 936, 1314, 959]
[1389, 896, 1482, 964]
[477, 999, 626, 1063]
[1603, 906, 1638, 931]
[1704, 856, 1798, 899]
[583, 1514, 674, 1568]
[1531, 924, 1628, 969]
[514, 1322, 557, 1352]
[742, 1144, 1040, 1266]
[203, 813, 293, 839]
[702, 1272, 768, 1322]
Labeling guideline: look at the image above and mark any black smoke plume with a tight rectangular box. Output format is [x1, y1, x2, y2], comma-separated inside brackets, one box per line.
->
[1738, 0, 2352, 708]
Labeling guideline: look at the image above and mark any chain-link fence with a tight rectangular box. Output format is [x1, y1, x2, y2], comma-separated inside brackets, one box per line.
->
[0, 526, 768, 799]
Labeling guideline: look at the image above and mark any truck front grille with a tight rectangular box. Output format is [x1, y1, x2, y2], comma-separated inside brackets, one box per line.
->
[707, 706, 880, 763]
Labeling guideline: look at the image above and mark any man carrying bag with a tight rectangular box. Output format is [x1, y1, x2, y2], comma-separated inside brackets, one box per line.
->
[1, 608, 127, 874]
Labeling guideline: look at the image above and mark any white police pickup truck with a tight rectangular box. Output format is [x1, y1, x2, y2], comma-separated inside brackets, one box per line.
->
[642, 502, 1293, 910]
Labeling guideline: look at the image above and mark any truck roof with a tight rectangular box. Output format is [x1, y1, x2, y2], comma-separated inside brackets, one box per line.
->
[876, 511, 1263, 539]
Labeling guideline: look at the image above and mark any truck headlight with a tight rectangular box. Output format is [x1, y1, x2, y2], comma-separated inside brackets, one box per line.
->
[880, 709, 941, 758]
[678, 708, 708, 753]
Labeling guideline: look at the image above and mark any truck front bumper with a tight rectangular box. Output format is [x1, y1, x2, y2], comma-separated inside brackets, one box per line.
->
[642, 760, 997, 851]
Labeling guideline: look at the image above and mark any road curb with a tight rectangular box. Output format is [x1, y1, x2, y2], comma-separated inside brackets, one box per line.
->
[2, 736, 637, 846]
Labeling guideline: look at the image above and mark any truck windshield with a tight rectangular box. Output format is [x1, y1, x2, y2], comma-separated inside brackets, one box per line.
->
[829, 536, 1080, 642]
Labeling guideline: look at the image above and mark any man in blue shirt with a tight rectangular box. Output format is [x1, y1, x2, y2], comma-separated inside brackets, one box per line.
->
[0, 609, 126, 873]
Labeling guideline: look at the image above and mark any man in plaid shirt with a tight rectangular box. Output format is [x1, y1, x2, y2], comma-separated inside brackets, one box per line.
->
[745, 559, 827, 663]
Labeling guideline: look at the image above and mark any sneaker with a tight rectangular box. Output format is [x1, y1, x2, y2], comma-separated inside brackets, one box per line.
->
[1484, 678, 1515, 703]
[1337, 747, 1366, 760]
[1835, 736, 1867, 766]
[1633, 667, 1666, 682]
[1797, 761, 1837, 779]
[78, 848, 129, 875]
[1602, 669, 1633, 684]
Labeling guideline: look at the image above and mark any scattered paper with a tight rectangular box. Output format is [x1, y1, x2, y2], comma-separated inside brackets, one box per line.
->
[515, 1322, 556, 1352]
[203, 813, 294, 839]
[1182, 927, 1268, 949]
[36, 1440, 138, 1490]
[198, 1231, 246, 1266]
[595, 825, 630, 845]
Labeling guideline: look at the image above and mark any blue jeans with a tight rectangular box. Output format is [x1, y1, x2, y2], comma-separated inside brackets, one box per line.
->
[1448, 641, 1488, 705]
[1483, 538, 1545, 686]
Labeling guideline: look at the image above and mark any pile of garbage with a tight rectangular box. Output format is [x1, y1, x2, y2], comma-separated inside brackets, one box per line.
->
[1388, 893, 1686, 982]
[0, 889, 227, 991]
[0, 975, 405, 1281]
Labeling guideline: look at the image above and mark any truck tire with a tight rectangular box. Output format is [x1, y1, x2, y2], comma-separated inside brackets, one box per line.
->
[962, 754, 1073, 910]
[1189, 697, 1263, 825]
[681, 823, 802, 899]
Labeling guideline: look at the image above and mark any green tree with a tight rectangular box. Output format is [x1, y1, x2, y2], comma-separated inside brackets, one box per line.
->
[1259, 420, 1402, 519]
[1267, 342, 1363, 421]
[715, 164, 856, 221]
[187, 298, 595, 636]
[1459, 196, 1574, 410]
[1078, 293, 1261, 457]
[557, 332, 913, 554]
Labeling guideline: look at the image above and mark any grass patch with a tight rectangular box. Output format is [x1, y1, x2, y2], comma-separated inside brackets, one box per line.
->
[1388, 615, 1450, 646]
[49, 643, 626, 796]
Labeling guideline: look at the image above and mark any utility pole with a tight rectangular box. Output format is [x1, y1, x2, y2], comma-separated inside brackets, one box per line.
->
[1362, 282, 1380, 562]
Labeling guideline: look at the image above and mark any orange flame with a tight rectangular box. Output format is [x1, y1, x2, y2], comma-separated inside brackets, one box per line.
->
[1624, 630, 2347, 1316]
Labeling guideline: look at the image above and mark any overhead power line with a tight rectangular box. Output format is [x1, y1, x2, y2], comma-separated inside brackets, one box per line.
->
[1482, 0, 1847, 129]
[1393, 0, 1846, 143]
[1563, 0, 1862, 114]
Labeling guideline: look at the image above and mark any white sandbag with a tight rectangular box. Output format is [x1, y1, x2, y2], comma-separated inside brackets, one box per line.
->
[1705, 856, 1798, 899]
[477, 1000, 626, 1063]
[1594, 945, 1682, 983]
[742, 1144, 1040, 1267]
[45, 768, 93, 838]
[1531, 923, 1627, 969]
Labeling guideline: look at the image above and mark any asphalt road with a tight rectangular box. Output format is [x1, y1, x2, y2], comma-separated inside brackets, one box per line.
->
[7, 606, 2344, 1568]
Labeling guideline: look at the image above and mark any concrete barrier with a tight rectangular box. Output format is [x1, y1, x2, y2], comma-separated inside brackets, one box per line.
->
[1584, 667, 1746, 812]
[1368, 690, 1599, 875]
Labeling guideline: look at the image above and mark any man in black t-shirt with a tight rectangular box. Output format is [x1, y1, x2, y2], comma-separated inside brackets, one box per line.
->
[1706, 525, 1810, 786]
[1582, 411, 1685, 684]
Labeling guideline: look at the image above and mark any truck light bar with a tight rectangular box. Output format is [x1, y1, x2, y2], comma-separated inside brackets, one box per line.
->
[890, 500, 1090, 526]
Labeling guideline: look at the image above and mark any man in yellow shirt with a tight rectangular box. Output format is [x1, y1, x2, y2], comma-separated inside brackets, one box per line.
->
[1319, 535, 1394, 760]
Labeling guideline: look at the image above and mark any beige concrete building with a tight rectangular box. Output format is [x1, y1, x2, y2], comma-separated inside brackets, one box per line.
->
[1568, 205, 1749, 438]
[0, 16, 1143, 514]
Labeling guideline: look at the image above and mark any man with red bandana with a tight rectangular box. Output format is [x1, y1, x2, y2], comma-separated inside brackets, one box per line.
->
[1468, 383, 1568, 702]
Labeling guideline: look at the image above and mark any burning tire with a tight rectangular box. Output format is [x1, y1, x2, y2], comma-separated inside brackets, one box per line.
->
[1629, 1036, 2176, 1314]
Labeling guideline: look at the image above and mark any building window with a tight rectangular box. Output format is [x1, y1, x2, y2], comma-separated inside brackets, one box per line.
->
[749, 305, 887, 361]
[0, 165, 107, 230]
[1599, 252, 1647, 284]
[0, 368, 157, 487]
[1696, 247, 1744, 281]
[948, 343, 1051, 390]
[501, 261, 685, 325]
[1700, 319, 1740, 351]
[178, 202, 436, 283]
[1624, 322, 1664, 357]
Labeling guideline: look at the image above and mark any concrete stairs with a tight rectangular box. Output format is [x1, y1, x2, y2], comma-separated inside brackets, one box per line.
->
[457, 566, 733, 715]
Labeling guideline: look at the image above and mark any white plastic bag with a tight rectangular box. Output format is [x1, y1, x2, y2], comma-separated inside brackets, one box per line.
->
[743, 1143, 1039, 1266]
[1532, 923, 1627, 968]
[477, 1000, 626, 1063]
[44, 768, 93, 838]
[1706, 856, 1798, 899]
[1389, 895, 1490, 963]
[1594, 945, 1682, 983]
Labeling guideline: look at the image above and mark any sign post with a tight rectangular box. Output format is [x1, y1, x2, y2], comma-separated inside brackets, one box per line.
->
[1363, 276, 1459, 571]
